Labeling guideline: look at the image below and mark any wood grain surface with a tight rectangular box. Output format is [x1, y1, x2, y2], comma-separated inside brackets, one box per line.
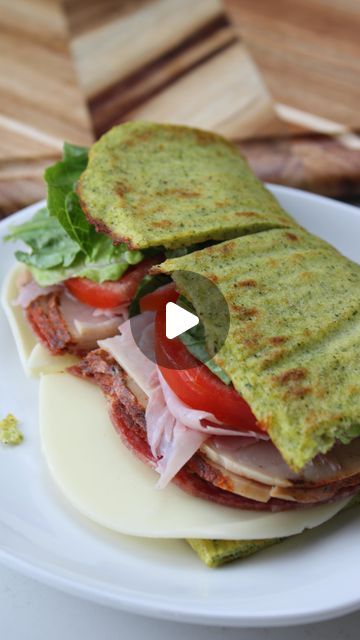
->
[240, 133, 360, 197]
[0, 0, 93, 216]
[65, 0, 285, 139]
[0, 0, 359, 218]
[225, 0, 360, 132]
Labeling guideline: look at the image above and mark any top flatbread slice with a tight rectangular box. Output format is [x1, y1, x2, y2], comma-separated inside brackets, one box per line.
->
[78, 122, 295, 250]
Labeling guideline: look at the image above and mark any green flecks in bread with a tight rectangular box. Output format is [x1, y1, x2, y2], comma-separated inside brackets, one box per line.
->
[188, 492, 360, 567]
[157, 228, 360, 471]
[78, 121, 295, 250]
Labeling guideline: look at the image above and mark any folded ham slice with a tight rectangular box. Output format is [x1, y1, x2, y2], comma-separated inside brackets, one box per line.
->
[147, 369, 270, 488]
[14, 279, 61, 308]
[201, 436, 360, 489]
[99, 316, 267, 488]
[60, 292, 127, 351]
[16, 277, 127, 355]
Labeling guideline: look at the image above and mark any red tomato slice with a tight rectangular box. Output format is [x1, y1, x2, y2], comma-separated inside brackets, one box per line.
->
[140, 283, 178, 313]
[154, 298, 262, 433]
[65, 256, 160, 309]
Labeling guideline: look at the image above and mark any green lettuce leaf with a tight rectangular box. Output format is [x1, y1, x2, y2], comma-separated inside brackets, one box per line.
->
[6, 208, 80, 270]
[5, 143, 143, 285]
[6, 208, 143, 286]
[45, 143, 91, 253]
[27, 247, 142, 287]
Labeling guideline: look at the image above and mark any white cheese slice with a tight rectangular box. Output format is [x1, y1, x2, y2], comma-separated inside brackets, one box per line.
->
[39, 372, 351, 540]
[27, 343, 78, 376]
[1, 265, 79, 377]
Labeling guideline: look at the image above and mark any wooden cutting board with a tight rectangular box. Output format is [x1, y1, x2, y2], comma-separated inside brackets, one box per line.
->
[226, 0, 360, 131]
[0, 0, 359, 217]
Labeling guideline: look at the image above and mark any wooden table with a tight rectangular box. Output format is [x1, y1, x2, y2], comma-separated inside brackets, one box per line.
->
[0, 0, 359, 217]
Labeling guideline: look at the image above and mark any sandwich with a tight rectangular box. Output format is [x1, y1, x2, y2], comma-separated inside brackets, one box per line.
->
[61, 225, 360, 565]
[3, 121, 293, 375]
[4, 122, 359, 567]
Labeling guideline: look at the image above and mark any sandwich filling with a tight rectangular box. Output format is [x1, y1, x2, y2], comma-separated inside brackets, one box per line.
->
[69, 310, 360, 511]
[13, 257, 158, 355]
[68, 221, 360, 511]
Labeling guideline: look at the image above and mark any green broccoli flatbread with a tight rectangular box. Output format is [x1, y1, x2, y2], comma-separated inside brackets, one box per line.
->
[188, 492, 360, 567]
[78, 121, 295, 250]
[157, 228, 360, 471]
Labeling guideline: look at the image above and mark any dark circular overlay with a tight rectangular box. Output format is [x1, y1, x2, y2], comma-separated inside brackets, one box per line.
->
[130, 270, 230, 371]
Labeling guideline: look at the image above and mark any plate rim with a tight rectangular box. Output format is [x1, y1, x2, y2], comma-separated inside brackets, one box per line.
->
[1, 185, 360, 627]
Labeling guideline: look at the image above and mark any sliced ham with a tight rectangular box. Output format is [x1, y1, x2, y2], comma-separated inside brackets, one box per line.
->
[201, 439, 298, 488]
[201, 436, 360, 489]
[190, 453, 360, 504]
[188, 456, 273, 503]
[60, 291, 126, 351]
[145, 372, 209, 489]
[15, 279, 62, 308]
[17, 274, 128, 355]
[99, 317, 266, 488]
[148, 369, 268, 488]
[158, 371, 268, 438]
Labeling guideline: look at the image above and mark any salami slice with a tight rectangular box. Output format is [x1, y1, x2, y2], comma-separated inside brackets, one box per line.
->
[26, 293, 79, 356]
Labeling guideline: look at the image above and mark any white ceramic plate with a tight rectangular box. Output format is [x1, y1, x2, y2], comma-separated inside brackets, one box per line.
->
[0, 186, 359, 627]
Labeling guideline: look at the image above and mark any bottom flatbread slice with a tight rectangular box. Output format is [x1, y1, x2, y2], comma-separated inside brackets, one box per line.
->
[188, 492, 360, 567]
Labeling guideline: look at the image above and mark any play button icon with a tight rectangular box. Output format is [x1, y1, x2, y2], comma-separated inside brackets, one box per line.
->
[165, 302, 199, 339]
[129, 269, 230, 371]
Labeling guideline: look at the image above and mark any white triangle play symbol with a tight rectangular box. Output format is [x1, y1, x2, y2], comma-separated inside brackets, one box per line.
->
[165, 302, 199, 339]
